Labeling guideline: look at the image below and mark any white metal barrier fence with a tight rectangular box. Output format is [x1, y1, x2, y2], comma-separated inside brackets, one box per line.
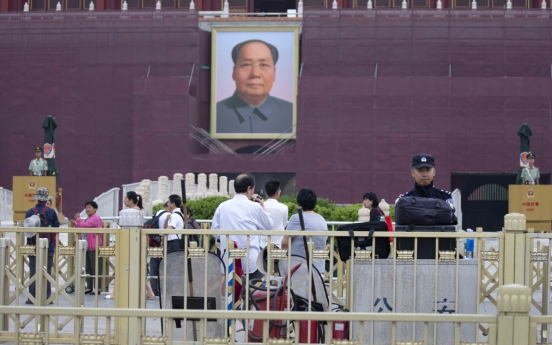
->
[0, 188, 13, 221]
[79, 188, 120, 219]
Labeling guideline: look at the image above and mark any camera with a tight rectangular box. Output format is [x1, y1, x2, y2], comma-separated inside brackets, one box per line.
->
[255, 189, 265, 203]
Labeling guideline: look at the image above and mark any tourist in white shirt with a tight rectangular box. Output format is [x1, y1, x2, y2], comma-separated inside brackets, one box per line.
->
[212, 173, 274, 279]
[164, 194, 185, 253]
[262, 178, 288, 248]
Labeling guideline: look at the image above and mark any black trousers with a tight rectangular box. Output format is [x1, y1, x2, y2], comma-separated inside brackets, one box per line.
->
[85, 251, 103, 290]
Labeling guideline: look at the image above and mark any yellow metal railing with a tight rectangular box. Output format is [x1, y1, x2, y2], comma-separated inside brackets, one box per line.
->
[0, 211, 549, 344]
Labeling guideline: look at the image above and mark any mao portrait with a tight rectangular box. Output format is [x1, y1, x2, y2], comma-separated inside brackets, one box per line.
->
[211, 28, 299, 140]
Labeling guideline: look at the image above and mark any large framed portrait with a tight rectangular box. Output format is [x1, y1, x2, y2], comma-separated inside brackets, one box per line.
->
[210, 26, 299, 140]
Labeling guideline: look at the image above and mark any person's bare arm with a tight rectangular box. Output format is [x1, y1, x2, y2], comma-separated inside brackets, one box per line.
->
[164, 215, 173, 229]
[281, 237, 289, 249]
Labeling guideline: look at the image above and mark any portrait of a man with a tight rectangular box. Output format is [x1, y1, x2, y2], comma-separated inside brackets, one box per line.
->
[211, 28, 299, 139]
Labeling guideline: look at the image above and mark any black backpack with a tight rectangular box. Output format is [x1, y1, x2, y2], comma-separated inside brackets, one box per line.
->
[27, 207, 55, 246]
[395, 196, 455, 226]
[336, 221, 390, 261]
[144, 211, 167, 247]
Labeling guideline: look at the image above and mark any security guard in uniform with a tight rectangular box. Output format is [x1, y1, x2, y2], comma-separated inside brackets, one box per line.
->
[29, 147, 48, 176]
[399, 153, 457, 224]
[521, 152, 540, 185]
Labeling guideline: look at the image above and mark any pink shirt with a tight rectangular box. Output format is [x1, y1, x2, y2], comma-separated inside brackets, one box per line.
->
[76, 213, 104, 251]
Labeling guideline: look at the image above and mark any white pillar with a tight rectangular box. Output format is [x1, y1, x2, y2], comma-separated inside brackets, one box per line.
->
[506, 0, 512, 9]
[209, 173, 219, 194]
[332, 0, 338, 9]
[228, 180, 236, 198]
[298, 0, 303, 15]
[222, 0, 229, 17]
[436, 0, 442, 9]
[367, 0, 372, 9]
[542, 0, 547, 9]
[471, 0, 477, 9]
[89, 0, 94, 10]
[56, 1, 61, 10]
[189, 0, 195, 9]
[401, 0, 407, 8]
[172, 173, 184, 198]
[155, 0, 161, 9]
[122, 0, 128, 9]
[219, 176, 228, 196]
[23, 2, 29, 11]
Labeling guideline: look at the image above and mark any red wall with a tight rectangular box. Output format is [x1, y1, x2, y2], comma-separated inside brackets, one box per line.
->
[0, 11, 199, 216]
[1, 10, 552, 216]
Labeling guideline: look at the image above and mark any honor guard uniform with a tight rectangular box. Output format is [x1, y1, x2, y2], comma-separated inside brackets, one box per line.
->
[29, 147, 48, 176]
[521, 152, 540, 185]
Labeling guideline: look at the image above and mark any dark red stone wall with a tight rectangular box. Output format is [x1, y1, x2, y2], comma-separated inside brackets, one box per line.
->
[0, 11, 198, 216]
[1, 10, 552, 216]
[295, 10, 552, 204]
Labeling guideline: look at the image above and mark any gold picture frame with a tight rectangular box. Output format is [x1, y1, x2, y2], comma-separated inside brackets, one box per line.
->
[210, 26, 300, 140]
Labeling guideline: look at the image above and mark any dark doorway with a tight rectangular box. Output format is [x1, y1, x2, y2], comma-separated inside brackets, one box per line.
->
[451, 172, 550, 232]
[254, 0, 295, 12]
[452, 173, 514, 232]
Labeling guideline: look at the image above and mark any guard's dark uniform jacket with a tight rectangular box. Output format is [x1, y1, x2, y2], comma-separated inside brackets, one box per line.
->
[399, 181, 458, 224]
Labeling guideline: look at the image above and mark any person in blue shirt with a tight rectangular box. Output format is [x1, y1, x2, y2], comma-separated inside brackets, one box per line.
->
[24, 187, 59, 305]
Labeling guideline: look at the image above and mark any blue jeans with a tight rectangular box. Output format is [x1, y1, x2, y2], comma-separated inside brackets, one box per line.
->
[28, 247, 54, 299]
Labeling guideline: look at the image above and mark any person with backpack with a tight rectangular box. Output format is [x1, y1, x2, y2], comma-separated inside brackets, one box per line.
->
[105, 191, 155, 299]
[24, 187, 60, 304]
[396, 153, 457, 224]
[146, 202, 170, 297]
[70, 201, 103, 295]
[163, 194, 186, 253]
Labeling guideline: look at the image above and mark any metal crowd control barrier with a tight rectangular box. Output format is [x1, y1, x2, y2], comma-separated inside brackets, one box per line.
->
[79, 187, 120, 219]
[0, 212, 550, 344]
[0, 188, 13, 222]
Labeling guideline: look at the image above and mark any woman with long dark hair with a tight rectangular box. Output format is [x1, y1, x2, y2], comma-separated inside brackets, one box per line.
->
[362, 192, 385, 222]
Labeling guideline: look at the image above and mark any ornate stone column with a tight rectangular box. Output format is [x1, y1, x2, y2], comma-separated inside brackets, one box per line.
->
[379, 199, 390, 216]
[157, 176, 169, 202]
[196, 173, 207, 199]
[209, 173, 218, 194]
[358, 206, 370, 222]
[172, 173, 184, 198]
[185, 173, 195, 201]
[219, 176, 228, 196]
[228, 180, 235, 198]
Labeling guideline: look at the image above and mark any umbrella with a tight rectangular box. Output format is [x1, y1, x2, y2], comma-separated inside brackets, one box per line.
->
[515, 123, 532, 184]
[42, 115, 58, 181]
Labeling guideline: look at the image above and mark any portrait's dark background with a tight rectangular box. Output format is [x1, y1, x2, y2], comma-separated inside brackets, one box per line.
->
[0, 10, 551, 216]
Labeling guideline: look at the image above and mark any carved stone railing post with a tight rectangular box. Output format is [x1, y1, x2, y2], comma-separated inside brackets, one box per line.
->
[358, 206, 370, 222]
[502, 213, 527, 285]
[497, 284, 531, 345]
